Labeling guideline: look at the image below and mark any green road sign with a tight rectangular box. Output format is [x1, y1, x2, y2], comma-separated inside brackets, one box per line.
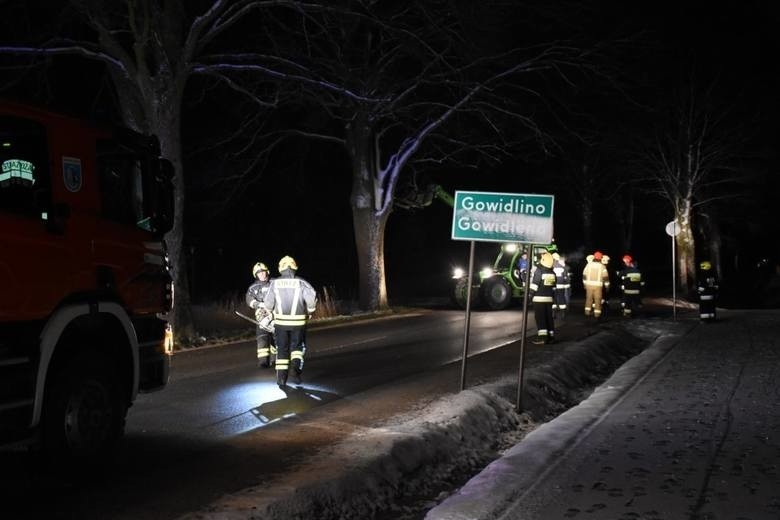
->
[451, 190, 554, 243]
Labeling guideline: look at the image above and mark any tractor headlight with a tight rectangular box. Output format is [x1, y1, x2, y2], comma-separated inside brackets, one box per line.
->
[480, 267, 494, 278]
[452, 267, 465, 279]
[503, 243, 518, 253]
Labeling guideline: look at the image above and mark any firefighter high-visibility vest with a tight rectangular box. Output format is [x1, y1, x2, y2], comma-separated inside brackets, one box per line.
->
[583, 261, 609, 289]
[530, 265, 556, 303]
[266, 276, 317, 327]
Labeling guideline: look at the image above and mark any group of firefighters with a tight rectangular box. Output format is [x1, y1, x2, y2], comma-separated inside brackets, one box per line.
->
[527, 247, 719, 344]
[245, 256, 317, 389]
[244, 249, 721, 381]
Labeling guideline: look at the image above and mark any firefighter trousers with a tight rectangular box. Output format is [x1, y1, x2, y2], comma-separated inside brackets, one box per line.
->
[533, 301, 555, 341]
[584, 286, 604, 317]
[256, 328, 276, 366]
[699, 294, 717, 321]
[274, 324, 305, 386]
[621, 294, 642, 317]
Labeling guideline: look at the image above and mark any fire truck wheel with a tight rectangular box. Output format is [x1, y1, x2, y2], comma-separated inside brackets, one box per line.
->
[481, 277, 512, 310]
[41, 351, 127, 460]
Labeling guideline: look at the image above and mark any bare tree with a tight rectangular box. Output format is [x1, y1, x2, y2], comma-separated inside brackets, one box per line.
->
[636, 81, 745, 293]
[207, 1, 591, 310]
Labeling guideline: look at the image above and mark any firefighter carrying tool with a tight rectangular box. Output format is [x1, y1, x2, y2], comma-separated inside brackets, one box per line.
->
[246, 262, 276, 368]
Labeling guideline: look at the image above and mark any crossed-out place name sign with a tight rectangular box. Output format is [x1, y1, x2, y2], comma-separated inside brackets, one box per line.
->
[451, 190, 554, 244]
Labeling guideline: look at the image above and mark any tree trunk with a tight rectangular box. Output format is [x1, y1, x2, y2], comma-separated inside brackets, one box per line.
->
[580, 200, 593, 251]
[675, 199, 696, 295]
[347, 117, 389, 311]
[352, 207, 389, 310]
[152, 102, 196, 340]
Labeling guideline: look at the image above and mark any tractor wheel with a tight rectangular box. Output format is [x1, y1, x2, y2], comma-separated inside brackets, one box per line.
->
[452, 277, 480, 309]
[481, 277, 512, 310]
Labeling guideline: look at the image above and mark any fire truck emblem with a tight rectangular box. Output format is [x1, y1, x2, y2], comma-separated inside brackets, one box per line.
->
[62, 156, 82, 192]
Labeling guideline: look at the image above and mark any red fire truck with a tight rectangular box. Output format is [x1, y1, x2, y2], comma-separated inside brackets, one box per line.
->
[0, 101, 174, 457]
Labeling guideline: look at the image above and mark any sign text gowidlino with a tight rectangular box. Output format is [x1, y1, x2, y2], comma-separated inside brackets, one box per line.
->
[451, 190, 554, 244]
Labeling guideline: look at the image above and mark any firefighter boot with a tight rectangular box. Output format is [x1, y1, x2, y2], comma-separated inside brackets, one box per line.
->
[277, 370, 288, 389]
[257, 356, 270, 368]
[292, 359, 303, 385]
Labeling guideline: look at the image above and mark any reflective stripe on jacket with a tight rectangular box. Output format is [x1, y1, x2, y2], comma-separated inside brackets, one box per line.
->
[530, 265, 556, 303]
[246, 280, 271, 309]
[264, 274, 317, 327]
[583, 261, 609, 288]
[620, 266, 644, 295]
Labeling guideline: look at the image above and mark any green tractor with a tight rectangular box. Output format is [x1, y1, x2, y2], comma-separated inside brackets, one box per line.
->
[392, 183, 556, 311]
[451, 242, 557, 310]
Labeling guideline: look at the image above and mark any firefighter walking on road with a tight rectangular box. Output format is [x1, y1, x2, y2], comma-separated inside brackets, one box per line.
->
[263, 255, 317, 387]
[583, 251, 610, 319]
[530, 252, 557, 344]
[697, 260, 719, 322]
[619, 254, 644, 317]
[246, 262, 276, 368]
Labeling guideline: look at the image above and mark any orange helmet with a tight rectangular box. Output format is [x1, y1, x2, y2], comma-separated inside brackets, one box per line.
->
[622, 254, 633, 265]
[593, 251, 603, 261]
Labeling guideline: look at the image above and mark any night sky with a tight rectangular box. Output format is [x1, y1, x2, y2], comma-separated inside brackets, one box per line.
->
[2, 1, 778, 304]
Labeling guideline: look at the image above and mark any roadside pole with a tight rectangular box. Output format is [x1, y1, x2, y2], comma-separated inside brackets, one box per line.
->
[672, 232, 677, 320]
[516, 244, 534, 411]
[666, 220, 680, 320]
[459, 241, 476, 391]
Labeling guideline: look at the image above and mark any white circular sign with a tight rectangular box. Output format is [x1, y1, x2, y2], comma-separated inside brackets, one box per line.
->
[665, 220, 681, 237]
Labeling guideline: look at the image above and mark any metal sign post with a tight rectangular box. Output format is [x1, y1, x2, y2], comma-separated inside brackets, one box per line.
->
[515, 244, 534, 411]
[459, 241, 476, 391]
[665, 220, 681, 320]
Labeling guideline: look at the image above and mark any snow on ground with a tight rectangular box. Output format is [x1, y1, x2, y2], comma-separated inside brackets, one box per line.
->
[425, 320, 693, 520]
[182, 319, 680, 520]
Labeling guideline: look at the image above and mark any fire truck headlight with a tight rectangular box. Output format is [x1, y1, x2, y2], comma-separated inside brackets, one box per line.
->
[452, 267, 465, 279]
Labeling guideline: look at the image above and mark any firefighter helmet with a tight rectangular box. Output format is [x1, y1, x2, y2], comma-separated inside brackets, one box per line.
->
[252, 262, 269, 277]
[540, 252, 554, 268]
[593, 251, 603, 261]
[700, 260, 712, 271]
[278, 255, 298, 272]
[622, 254, 633, 266]
[552, 252, 561, 261]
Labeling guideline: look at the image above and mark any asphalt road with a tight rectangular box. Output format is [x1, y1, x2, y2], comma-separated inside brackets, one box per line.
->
[0, 306, 534, 520]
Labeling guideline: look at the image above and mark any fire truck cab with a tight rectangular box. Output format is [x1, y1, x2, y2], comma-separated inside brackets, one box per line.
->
[0, 101, 174, 457]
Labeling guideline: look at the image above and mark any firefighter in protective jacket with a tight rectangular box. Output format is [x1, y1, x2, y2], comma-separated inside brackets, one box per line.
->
[583, 251, 610, 318]
[246, 262, 276, 368]
[697, 260, 719, 321]
[551, 252, 570, 319]
[619, 254, 644, 317]
[263, 256, 317, 387]
[530, 252, 557, 344]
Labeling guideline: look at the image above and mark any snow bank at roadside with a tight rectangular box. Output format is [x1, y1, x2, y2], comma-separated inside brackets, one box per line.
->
[182, 321, 677, 520]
